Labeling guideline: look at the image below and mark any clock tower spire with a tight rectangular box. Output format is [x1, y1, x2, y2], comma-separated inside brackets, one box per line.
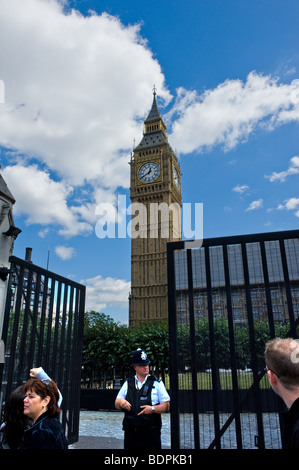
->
[129, 89, 182, 326]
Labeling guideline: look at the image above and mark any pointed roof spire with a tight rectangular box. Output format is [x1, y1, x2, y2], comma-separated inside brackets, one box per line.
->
[134, 87, 168, 151]
[144, 85, 162, 124]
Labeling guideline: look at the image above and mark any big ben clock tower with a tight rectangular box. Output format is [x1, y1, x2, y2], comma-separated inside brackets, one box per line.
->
[129, 88, 182, 326]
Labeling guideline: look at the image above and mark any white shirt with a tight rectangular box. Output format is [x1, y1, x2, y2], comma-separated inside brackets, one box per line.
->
[116, 374, 170, 405]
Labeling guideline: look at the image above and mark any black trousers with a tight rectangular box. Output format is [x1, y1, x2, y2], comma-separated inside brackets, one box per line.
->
[124, 426, 161, 450]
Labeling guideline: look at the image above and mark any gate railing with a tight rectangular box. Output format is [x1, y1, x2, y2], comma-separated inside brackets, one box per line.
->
[0, 255, 85, 444]
[167, 230, 299, 449]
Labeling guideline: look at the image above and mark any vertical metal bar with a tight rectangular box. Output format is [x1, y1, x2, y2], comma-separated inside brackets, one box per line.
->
[51, 281, 62, 374]
[12, 268, 28, 383]
[6, 268, 24, 394]
[69, 287, 79, 440]
[17, 268, 33, 382]
[222, 244, 243, 449]
[72, 285, 85, 442]
[66, 287, 76, 440]
[186, 249, 200, 449]
[37, 274, 49, 365]
[0, 268, 14, 348]
[241, 242, 265, 449]
[28, 272, 42, 367]
[62, 285, 74, 432]
[279, 239, 296, 336]
[58, 283, 68, 389]
[167, 242, 181, 449]
[204, 246, 221, 449]
[44, 277, 55, 372]
[261, 242, 283, 451]
[260, 241, 276, 338]
[0, 267, 15, 397]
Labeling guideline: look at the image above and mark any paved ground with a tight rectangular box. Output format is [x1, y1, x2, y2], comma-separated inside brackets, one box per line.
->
[69, 435, 124, 449]
[69, 409, 282, 450]
[69, 410, 170, 449]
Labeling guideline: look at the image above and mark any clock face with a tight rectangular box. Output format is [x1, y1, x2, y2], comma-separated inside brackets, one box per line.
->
[138, 162, 160, 183]
[173, 166, 179, 188]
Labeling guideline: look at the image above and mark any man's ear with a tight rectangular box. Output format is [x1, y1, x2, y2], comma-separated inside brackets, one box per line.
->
[268, 370, 278, 386]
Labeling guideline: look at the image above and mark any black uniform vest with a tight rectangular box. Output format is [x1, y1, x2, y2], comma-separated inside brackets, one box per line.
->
[122, 376, 162, 431]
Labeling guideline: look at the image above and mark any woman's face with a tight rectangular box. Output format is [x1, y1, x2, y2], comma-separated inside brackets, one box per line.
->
[23, 389, 49, 421]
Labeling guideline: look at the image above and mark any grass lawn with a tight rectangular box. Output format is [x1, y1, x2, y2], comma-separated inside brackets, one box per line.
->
[164, 370, 270, 390]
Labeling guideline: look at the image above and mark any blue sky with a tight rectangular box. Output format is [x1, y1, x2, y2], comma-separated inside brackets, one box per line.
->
[0, 0, 298, 324]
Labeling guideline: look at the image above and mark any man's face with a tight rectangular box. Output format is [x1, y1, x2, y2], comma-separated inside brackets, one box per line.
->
[134, 364, 149, 379]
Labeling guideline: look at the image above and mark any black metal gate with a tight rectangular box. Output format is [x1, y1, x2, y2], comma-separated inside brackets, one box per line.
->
[167, 230, 299, 449]
[0, 255, 85, 445]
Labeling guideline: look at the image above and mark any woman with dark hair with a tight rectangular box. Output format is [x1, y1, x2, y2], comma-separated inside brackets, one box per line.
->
[19, 378, 68, 449]
[0, 386, 32, 449]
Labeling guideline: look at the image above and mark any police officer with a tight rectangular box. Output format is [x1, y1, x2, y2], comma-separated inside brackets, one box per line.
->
[115, 348, 170, 450]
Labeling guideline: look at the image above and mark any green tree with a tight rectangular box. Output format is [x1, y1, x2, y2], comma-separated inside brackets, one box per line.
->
[128, 321, 169, 381]
[82, 311, 124, 387]
[81, 310, 293, 390]
[81, 314, 170, 387]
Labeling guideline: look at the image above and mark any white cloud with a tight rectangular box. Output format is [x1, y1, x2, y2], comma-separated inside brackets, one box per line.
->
[270, 197, 299, 218]
[280, 197, 299, 218]
[38, 228, 50, 238]
[246, 199, 263, 211]
[81, 274, 130, 312]
[168, 72, 299, 154]
[0, 0, 172, 236]
[0, 0, 170, 187]
[55, 245, 76, 260]
[232, 184, 249, 194]
[265, 156, 299, 182]
[2, 164, 92, 237]
[284, 197, 299, 211]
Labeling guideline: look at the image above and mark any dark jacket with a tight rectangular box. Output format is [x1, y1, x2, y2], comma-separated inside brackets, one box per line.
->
[123, 376, 162, 431]
[282, 397, 299, 449]
[19, 413, 68, 449]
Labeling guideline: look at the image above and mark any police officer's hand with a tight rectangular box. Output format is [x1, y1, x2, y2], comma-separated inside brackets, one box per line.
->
[120, 399, 132, 411]
[138, 405, 153, 415]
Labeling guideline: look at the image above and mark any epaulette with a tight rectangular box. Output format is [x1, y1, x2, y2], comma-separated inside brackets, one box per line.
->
[127, 375, 160, 382]
[148, 375, 160, 382]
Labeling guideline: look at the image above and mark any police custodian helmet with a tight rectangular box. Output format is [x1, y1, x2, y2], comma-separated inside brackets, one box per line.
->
[131, 348, 151, 366]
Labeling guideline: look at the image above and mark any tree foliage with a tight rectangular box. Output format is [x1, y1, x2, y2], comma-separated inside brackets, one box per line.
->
[81, 311, 291, 389]
[81, 312, 169, 387]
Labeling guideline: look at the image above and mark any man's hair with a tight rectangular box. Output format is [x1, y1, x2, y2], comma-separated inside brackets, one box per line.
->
[265, 337, 299, 390]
